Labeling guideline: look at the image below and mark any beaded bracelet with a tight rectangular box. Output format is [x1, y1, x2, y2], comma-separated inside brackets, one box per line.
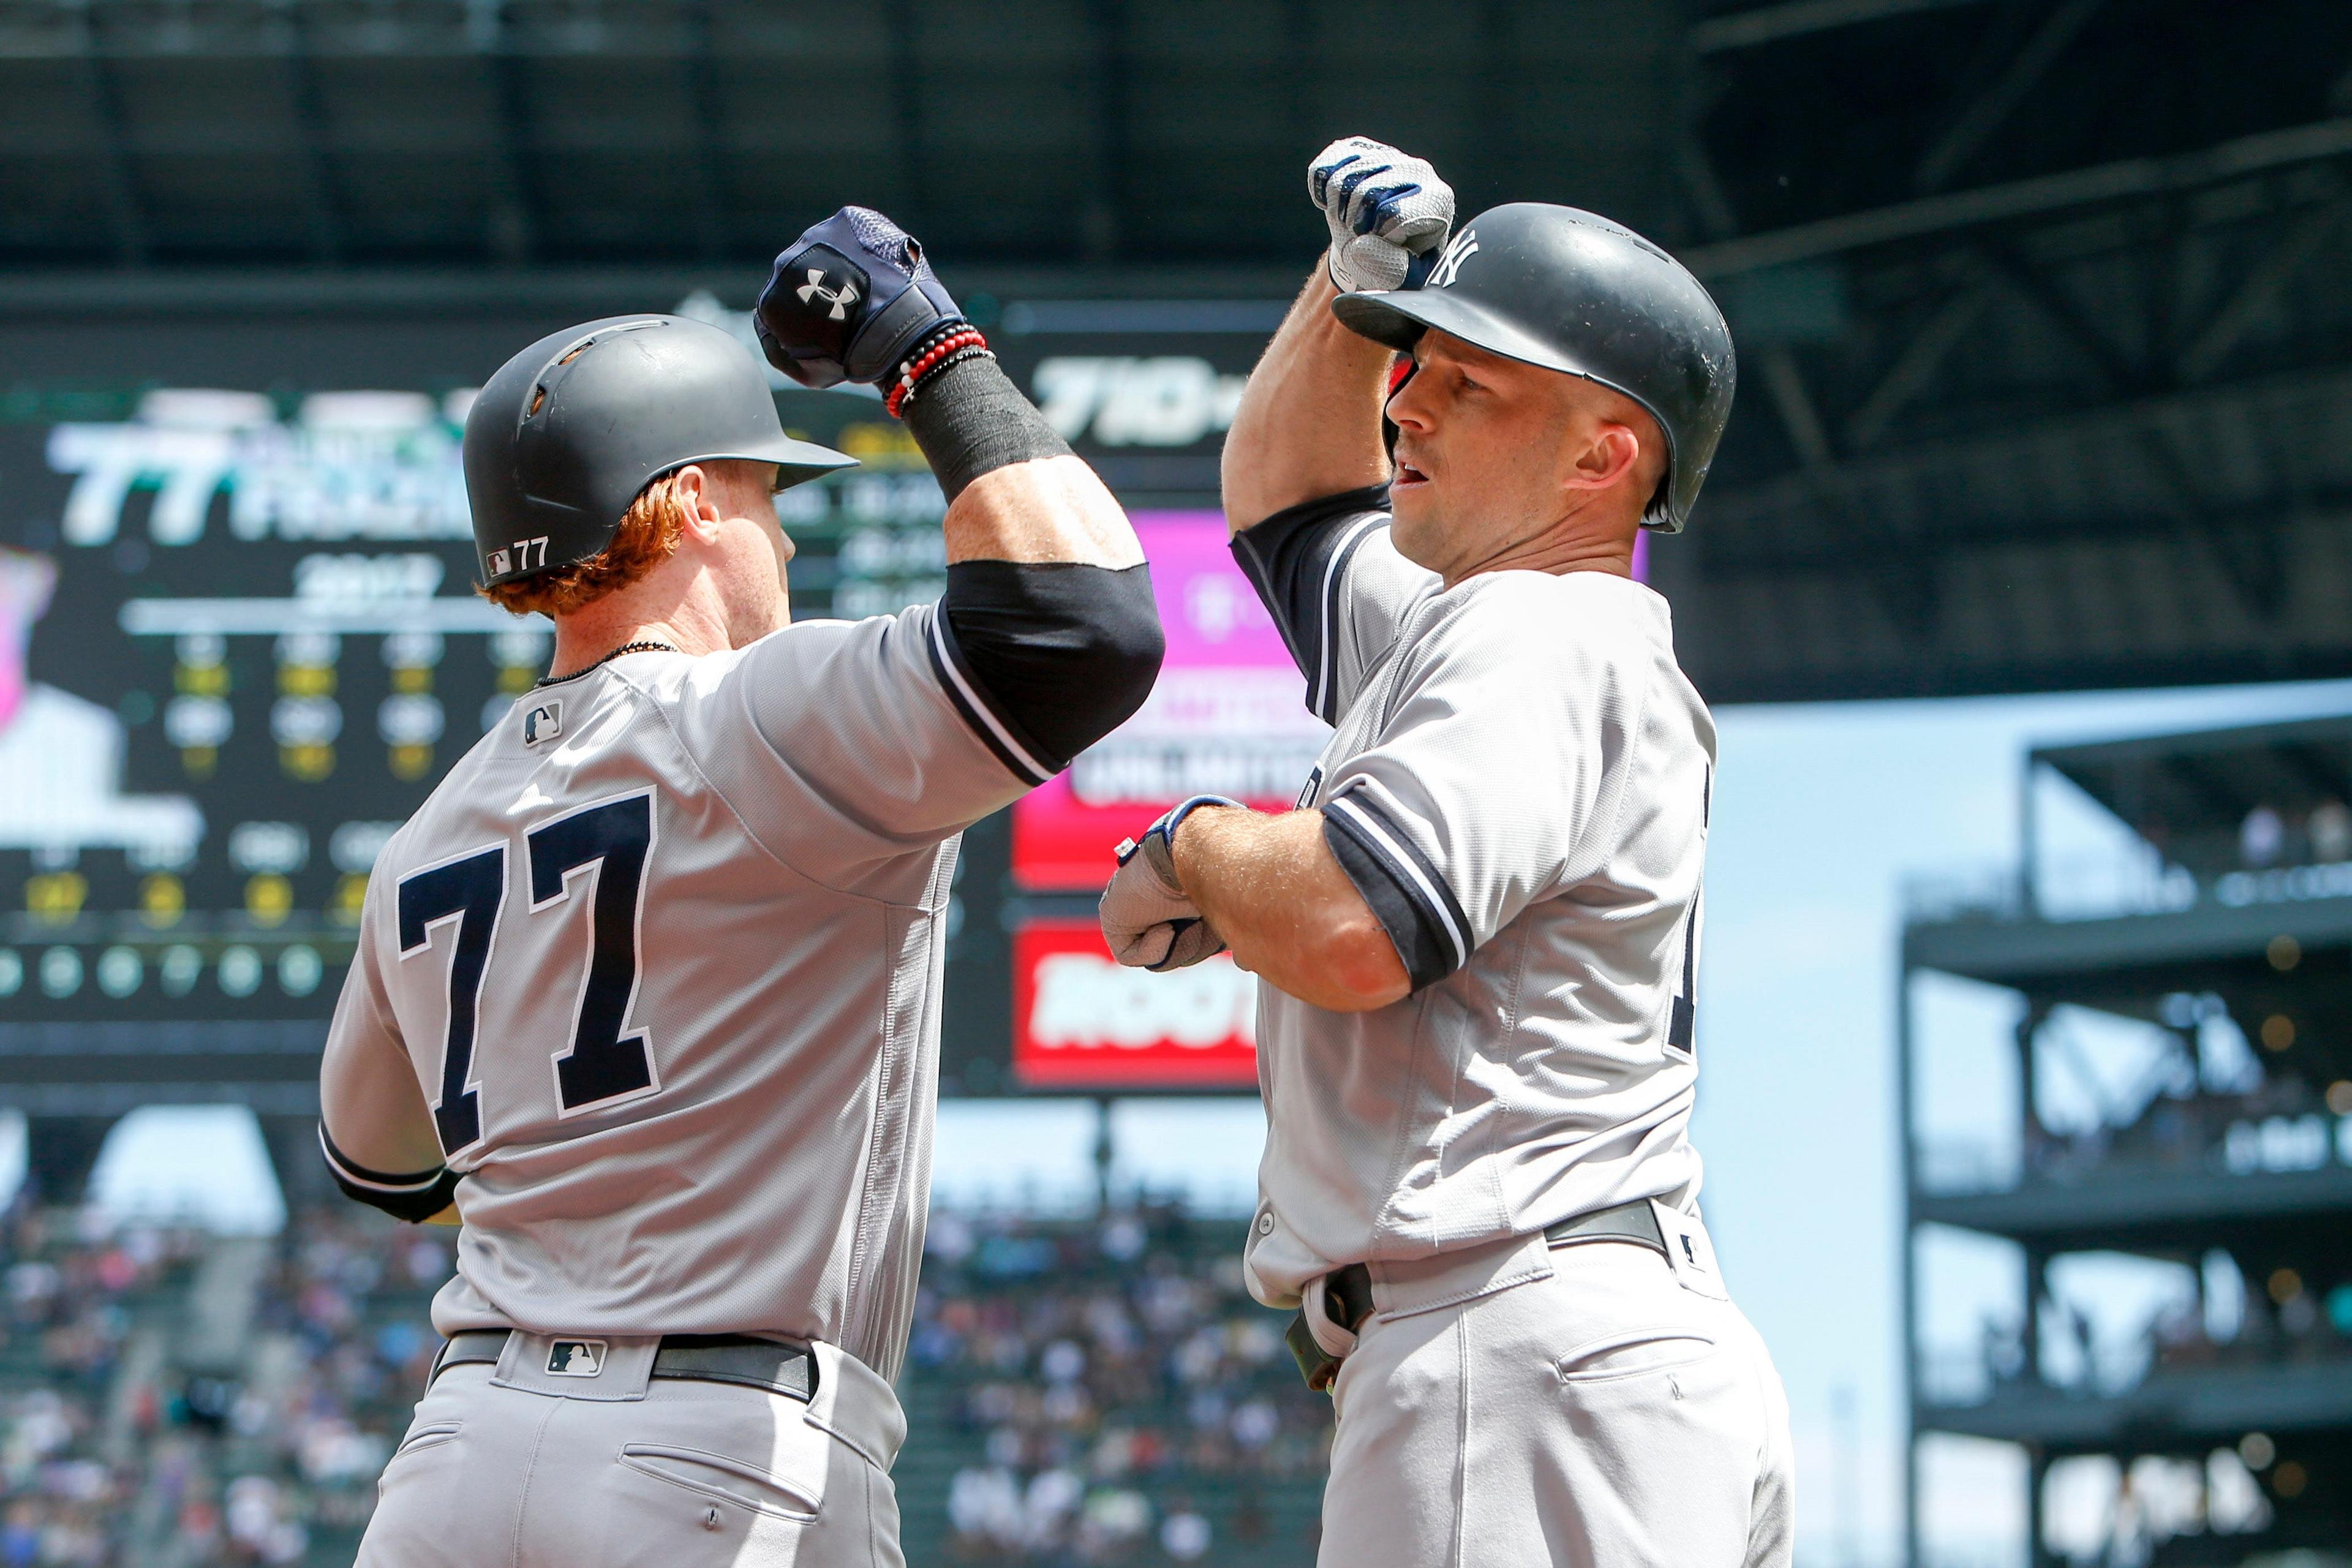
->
[887, 326, 985, 415]
[886, 325, 989, 418]
[896, 318, 970, 373]
[892, 345, 995, 416]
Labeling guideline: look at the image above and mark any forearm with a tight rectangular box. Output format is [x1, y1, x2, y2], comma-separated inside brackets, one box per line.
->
[319, 1027, 460, 1224]
[1219, 269, 1394, 535]
[912, 356, 1163, 763]
[941, 453, 1144, 568]
[1172, 806, 1408, 1012]
[905, 355, 1144, 570]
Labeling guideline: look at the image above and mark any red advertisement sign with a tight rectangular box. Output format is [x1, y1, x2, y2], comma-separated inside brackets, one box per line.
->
[1011, 919, 1261, 1090]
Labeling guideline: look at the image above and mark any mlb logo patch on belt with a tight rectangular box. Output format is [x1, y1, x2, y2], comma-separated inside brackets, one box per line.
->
[546, 1339, 606, 1377]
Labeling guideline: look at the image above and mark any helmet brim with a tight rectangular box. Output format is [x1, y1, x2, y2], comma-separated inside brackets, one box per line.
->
[1334, 288, 1583, 378]
[665, 432, 858, 493]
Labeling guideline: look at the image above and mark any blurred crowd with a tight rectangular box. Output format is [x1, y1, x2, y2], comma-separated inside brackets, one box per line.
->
[1962, 1266, 2352, 1405]
[1, 1197, 1327, 1567]
[908, 1207, 1325, 1566]
[2024, 1072, 2350, 1185]
[0, 1199, 450, 1567]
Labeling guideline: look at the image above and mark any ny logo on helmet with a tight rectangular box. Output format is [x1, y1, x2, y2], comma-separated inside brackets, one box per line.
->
[1428, 228, 1479, 289]
[797, 270, 861, 321]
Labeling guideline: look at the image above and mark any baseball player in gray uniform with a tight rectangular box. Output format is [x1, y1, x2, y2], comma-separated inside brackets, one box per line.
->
[1099, 138, 1794, 1566]
[322, 208, 1161, 1567]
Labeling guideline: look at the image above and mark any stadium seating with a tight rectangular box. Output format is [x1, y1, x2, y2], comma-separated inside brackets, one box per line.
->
[0, 1199, 1328, 1566]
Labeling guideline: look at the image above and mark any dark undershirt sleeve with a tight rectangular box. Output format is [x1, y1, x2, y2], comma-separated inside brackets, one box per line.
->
[1321, 788, 1472, 993]
[318, 1124, 460, 1224]
[1228, 486, 1393, 723]
[932, 559, 1164, 781]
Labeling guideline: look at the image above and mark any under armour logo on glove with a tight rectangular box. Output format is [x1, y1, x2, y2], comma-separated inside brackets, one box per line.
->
[756, 206, 967, 390]
[758, 243, 871, 377]
[796, 268, 860, 320]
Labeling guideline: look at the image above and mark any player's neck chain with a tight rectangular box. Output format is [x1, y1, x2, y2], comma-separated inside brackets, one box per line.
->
[537, 640, 680, 688]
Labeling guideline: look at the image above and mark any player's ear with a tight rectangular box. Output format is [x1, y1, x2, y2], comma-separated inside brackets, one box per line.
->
[669, 464, 727, 541]
[1564, 421, 1642, 493]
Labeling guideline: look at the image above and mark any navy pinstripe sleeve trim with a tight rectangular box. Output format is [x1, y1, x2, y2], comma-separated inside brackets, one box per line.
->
[319, 1124, 460, 1224]
[1308, 518, 1385, 724]
[924, 609, 1057, 787]
[1229, 486, 1392, 723]
[1322, 787, 1473, 990]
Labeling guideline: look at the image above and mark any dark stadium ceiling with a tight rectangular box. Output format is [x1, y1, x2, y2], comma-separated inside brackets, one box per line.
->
[5, 0, 2352, 703]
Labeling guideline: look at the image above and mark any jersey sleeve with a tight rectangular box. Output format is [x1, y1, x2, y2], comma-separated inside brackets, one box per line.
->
[1229, 486, 1441, 726]
[1316, 582, 1648, 991]
[714, 601, 1041, 876]
[318, 869, 461, 1222]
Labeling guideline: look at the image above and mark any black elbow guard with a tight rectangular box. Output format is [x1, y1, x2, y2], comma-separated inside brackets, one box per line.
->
[318, 1124, 460, 1224]
[941, 561, 1164, 771]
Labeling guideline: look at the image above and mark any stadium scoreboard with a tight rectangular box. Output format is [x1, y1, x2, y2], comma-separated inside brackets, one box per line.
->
[0, 296, 1295, 1095]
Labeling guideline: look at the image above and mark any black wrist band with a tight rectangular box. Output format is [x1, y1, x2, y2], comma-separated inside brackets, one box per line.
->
[901, 354, 1076, 503]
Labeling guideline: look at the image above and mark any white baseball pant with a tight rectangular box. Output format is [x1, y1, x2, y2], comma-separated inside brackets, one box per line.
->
[1316, 1223, 1794, 1567]
[358, 1335, 906, 1568]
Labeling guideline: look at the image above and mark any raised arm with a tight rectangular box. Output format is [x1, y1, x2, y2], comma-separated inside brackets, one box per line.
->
[1220, 138, 1455, 533]
[757, 206, 1163, 792]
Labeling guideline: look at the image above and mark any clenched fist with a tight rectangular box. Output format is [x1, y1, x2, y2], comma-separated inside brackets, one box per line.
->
[1310, 137, 1456, 293]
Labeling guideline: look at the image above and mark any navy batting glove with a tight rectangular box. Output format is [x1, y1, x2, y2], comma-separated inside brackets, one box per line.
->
[756, 207, 967, 390]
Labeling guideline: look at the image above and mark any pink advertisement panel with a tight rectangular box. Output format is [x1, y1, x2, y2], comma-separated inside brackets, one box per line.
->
[1011, 511, 1324, 889]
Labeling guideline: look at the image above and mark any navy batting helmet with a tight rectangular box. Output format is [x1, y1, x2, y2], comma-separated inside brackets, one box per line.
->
[464, 314, 854, 589]
[1333, 203, 1735, 532]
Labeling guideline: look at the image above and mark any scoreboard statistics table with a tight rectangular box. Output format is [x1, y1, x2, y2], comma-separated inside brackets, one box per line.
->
[0, 292, 1305, 1103]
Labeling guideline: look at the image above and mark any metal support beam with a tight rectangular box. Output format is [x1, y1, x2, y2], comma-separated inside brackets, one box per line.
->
[1914, 0, 2108, 194]
[1844, 275, 1992, 450]
[2179, 195, 2347, 383]
[470, 0, 537, 264]
[684, 0, 732, 261]
[2138, 423, 2290, 634]
[1690, 0, 1992, 55]
[1675, 118, 1933, 636]
[276, 0, 345, 265]
[1679, 129, 1841, 475]
[68, 1, 148, 264]
[883, 0, 928, 226]
[1757, 345, 1836, 469]
[1686, 117, 2352, 279]
[1082, 0, 1129, 263]
[1898, 963, 1923, 1568]
[1708, 357, 2352, 541]
[1977, 242, 2139, 395]
[1703, 477, 2351, 577]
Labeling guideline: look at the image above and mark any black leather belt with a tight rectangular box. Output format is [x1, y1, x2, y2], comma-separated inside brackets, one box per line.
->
[1287, 1198, 1668, 1391]
[431, 1330, 816, 1403]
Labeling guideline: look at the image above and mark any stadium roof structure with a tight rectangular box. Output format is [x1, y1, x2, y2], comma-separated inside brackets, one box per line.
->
[5, 0, 2352, 702]
[2036, 715, 2352, 867]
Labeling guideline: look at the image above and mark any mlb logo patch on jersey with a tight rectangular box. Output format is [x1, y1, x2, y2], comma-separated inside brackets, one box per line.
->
[522, 700, 562, 747]
[546, 1339, 606, 1376]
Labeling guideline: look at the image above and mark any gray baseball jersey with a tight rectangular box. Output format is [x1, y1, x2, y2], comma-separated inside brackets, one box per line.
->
[320, 605, 1036, 1382]
[1230, 488, 1716, 1308]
